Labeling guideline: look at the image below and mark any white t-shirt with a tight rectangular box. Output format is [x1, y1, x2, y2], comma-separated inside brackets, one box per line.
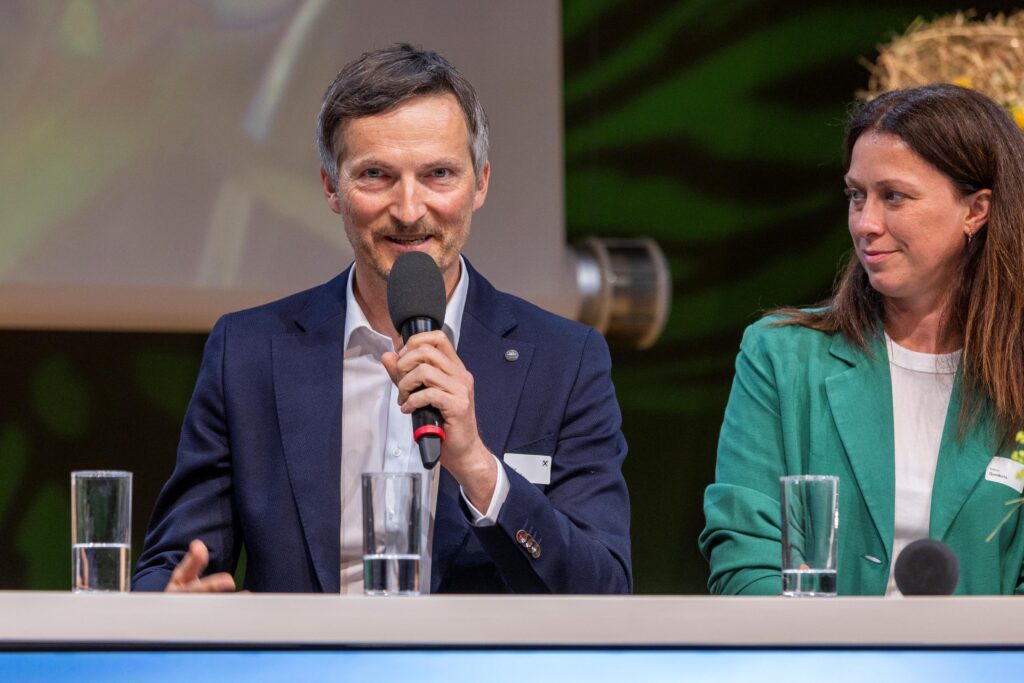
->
[884, 333, 961, 596]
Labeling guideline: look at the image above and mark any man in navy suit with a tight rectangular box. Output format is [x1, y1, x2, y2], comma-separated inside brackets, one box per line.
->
[133, 44, 631, 594]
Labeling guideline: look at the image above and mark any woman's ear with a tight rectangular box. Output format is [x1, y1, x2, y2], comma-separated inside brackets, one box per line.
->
[965, 188, 992, 236]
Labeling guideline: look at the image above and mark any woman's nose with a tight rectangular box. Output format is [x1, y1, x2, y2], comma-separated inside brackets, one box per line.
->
[849, 197, 884, 238]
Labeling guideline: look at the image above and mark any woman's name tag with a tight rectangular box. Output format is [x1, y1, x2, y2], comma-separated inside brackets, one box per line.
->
[985, 456, 1024, 493]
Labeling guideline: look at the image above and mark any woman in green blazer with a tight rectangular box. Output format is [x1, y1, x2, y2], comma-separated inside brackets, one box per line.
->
[700, 84, 1024, 595]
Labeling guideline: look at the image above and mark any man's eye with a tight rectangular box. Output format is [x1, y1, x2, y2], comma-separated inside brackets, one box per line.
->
[364, 168, 384, 179]
[430, 168, 450, 178]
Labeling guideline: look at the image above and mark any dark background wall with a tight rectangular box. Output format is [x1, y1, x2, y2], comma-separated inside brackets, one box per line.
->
[0, 0, 1017, 593]
[562, 0, 1017, 593]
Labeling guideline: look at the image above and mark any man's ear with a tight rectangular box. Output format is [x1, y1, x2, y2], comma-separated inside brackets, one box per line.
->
[321, 167, 342, 215]
[472, 162, 491, 211]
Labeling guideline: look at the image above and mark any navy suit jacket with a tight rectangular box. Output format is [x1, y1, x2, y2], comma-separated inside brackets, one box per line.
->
[133, 261, 632, 593]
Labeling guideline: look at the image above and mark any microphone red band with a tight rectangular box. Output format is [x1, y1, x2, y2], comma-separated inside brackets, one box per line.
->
[414, 425, 445, 442]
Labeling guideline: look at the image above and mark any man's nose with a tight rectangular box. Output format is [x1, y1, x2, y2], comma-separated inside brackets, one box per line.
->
[389, 177, 428, 226]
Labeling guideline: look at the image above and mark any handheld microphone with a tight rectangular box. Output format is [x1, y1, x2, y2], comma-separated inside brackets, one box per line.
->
[387, 251, 447, 469]
[893, 538, 960, 595]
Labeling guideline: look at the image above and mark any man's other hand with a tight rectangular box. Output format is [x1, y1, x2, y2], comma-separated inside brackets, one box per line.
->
[164, 539, 237, 593]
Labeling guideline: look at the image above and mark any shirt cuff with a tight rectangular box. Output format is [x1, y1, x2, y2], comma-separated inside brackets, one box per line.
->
[460, 454, 509, 526]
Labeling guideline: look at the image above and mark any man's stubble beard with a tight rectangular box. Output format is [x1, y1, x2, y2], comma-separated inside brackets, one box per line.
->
[342, 213, 468, 285]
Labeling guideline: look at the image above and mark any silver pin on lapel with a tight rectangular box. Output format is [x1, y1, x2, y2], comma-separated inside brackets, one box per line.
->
[504, 349, 519, 362]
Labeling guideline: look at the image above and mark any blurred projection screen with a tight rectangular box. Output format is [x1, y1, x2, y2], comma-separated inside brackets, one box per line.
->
[0, 1, 571, 330]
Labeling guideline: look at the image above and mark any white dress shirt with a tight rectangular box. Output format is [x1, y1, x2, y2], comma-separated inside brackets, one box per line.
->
[338, 257, 509, 594]
[884, 334, 960, 596]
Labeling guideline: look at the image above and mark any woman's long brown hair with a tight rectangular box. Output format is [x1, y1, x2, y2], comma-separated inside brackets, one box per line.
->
[773, 84, 1024, 440]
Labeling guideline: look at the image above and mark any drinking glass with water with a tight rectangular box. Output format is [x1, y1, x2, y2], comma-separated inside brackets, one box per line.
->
[780, 474, 838, 597]
[362, 472, 421, 596]
[71, 470, 132, 592]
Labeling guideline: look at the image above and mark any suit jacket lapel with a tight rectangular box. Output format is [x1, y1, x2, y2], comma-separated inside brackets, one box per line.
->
[430, 262, 535, 589]
[825, 332, 895, 561]
[457, 262, 535, 461]
[272, 270, 348, 593]
[930, 379, 1000, 540]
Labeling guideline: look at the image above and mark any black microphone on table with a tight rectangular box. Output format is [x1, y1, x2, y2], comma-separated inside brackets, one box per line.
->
[893, 539, 960, 595]
[387, 251, 447, 470]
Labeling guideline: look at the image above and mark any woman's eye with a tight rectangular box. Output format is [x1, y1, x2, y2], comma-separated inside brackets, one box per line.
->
[885, 191, 905, 202]
[844, 187, 863, 202]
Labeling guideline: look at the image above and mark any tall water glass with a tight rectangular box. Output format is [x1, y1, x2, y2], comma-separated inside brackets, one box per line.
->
[362, 472, 421, 596]
[780, 474, 838, 597]
[71, 470, 132, 592]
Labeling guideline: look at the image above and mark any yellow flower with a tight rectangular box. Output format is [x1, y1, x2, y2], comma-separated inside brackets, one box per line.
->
[1012, 105, 1024, 131]
[952, 76, 973, 89]
[1015, 430, 1024, 444]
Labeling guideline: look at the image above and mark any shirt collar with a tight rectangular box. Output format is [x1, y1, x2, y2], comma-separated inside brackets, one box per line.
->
[343, 255, 469, 351]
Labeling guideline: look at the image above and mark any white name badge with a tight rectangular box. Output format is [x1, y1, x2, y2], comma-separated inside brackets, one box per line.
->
[985, 456, 1024, 493]
[503, 453, 552, 485]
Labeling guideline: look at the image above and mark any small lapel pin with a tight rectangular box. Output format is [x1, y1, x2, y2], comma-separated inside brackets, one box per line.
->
[504, 349, 519, 362]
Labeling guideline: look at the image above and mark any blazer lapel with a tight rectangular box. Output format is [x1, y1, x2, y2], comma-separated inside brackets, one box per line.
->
[929, 380, 1000, 540]
[825, 332, 895, 561]
[429, 263, 535, 588]
[272, 271, 348, 593]
[458, 262, 535, 461]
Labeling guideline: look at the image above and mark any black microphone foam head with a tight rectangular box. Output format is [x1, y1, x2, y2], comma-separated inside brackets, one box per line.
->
[893, 538, 960, 595]
[387, 252, 447, 332]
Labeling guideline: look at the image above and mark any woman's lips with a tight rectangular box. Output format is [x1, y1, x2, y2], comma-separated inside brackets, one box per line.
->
[861, 249, 896, 265]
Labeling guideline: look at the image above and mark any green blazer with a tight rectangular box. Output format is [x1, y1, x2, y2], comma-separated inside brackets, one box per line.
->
[699, 317, 1024, 595]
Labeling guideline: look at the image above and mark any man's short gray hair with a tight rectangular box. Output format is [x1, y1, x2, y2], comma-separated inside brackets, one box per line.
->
[316, 44, 490, 186]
